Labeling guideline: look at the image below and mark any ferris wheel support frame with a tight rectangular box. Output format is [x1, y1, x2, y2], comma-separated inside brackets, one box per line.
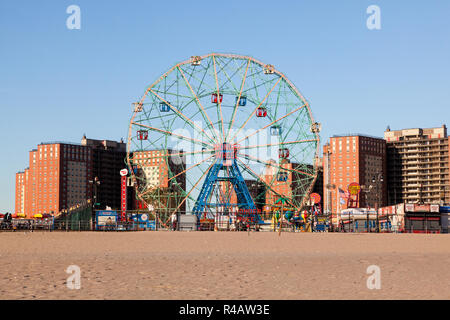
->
[192, 144, 257, 221]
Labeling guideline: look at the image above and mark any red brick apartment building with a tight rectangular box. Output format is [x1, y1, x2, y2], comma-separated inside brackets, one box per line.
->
[323, 134, 387, 215]
[16, 142, 93, 217]
[15, 136, 141, 217]
[14, 171, 26, 214]
[130, 149, 186, 211]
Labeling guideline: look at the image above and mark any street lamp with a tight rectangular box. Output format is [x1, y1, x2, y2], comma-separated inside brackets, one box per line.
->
[326, 183, 336, 231]
[361, 185, 373, 233]
[89, 176, 101, 226]
[372, 174, 383, 233]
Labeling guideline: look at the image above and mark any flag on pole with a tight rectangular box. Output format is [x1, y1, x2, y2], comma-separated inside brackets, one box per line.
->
[338, 188, 349, 205]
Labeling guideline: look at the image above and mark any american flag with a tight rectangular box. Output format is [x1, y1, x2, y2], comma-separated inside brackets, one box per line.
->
[338, 188, 349, 204]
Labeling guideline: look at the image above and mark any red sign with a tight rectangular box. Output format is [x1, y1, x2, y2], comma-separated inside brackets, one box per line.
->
[348, 182, 361, 195]
[414, 204, 430, 212]
[121, 175, 127, 220]
[310, 193, 321, 204]
[404, 203, 438, 213]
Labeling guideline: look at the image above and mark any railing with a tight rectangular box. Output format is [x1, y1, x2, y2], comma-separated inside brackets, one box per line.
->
[2, 214, 449, 234]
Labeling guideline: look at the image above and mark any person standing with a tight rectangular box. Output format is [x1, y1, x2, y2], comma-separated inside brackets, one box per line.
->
[171, 213, 177, 231]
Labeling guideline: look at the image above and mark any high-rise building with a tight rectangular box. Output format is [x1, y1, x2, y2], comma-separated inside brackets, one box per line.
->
[215, 179, 266, 212]
[131, 149, 186, 212]
[262, 160, 294, 208]
[81, 136, 127, 210]
[262, 160, 318, 209]
[323, 134, 386, 215]
[245, 179, 266, 211]
[311, 159, 324, 209]
[19, 142, 93, 217]
[15, 171, 26, 214]
[15, 137, 131, 217]
[384, 125, 450, 205]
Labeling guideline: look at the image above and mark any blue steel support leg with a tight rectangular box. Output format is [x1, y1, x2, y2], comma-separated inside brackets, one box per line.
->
[192, 159, 259, 223]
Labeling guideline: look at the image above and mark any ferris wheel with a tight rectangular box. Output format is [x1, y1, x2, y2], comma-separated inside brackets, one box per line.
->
[126, 53, 320, 223]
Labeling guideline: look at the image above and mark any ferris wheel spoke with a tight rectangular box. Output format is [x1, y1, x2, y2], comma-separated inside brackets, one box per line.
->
[235, 158, 297, 209]
[225, 59, 251, 143]
[242, 76, 280, 95]
[235, 103, 307, 145]
[284, 115, 307, 143]
[131, 121, 213, 148]
[130, 148, 214, 162]
[169, 159, 219, 216]
[138, 153, 214, 198]
[148, 88, 216, 144]
[181, 61, 217, 96]
[272, 78, 283, 120]
[212, 55, 225, 142]
[130, 129, 167, 154]
[214, 56, 244, 93]
[167, 153, 215, 184]
[229, 77, 282, 143]
[237, 152, 315, 178]
[241, 139, 318, 150]
[144, 64, 180, 94]
[177, 66, 220, 142]
[150, 89, 194, 100]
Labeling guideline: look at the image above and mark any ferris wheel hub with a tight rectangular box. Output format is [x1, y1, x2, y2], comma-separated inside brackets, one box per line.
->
[214, 143, 240, 167]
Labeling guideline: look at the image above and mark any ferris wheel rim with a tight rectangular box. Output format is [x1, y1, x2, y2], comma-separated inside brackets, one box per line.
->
[126, 53, 321, 215]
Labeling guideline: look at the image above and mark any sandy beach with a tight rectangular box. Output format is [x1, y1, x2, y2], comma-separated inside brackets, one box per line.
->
[0, 231, 449, 300]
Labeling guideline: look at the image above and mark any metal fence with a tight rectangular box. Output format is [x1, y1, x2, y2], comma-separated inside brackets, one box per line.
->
[2, 212, 449, 233]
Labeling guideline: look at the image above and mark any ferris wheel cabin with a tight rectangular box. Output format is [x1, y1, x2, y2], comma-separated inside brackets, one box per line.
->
[211, 93, 223, 104]
[256, 107, 267, 117]
[137, 130, 148, 141]
[277, 171, 289, 182]
[270, 125, 282, 136]
[263, 64, 275, 74]
[159, 102, 171, 112]
[278, 148, 290, 159]
[236, 96, 247, 106]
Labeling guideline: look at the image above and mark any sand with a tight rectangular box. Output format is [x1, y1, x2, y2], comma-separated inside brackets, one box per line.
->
[0, 231, 449, 300]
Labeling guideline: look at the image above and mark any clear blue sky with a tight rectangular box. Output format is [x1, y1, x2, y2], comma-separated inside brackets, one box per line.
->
[1, 0, 449, 213]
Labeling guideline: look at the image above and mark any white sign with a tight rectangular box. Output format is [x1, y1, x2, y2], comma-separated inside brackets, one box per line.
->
[120, 168, 128, 176]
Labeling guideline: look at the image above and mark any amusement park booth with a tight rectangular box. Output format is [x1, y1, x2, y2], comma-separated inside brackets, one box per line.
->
[339, 208, 378, 232]
[377, 203, 406, 233]
[95, 210, 118, 231]
[403, 204, 441, 233]
[129, 213, 155, 231]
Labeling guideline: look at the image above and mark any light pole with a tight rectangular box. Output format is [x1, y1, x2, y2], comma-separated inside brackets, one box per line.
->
[372, 174, 384, 233]
[361, 185, 373, 232]
[324, 149, 332, 214]
[326, 183, 336, 231]
[89, 176, 101, 228]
